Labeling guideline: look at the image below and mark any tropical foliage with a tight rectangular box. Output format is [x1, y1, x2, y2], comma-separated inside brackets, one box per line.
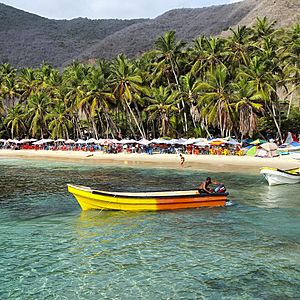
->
[0, 18, 300, 142]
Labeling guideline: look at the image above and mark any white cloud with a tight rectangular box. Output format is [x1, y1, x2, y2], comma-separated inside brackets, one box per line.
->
[1, 0, 235, 19]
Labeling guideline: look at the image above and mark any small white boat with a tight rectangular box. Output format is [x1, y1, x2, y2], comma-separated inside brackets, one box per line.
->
[260, 167, 300, 186]
[290, 152, 300, 160]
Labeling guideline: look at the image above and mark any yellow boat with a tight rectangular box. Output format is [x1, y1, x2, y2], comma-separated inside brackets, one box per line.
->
[67, 184, 229, 211]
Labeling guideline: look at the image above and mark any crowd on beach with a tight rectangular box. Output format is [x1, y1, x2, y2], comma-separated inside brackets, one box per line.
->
[1, 133, 300, 158]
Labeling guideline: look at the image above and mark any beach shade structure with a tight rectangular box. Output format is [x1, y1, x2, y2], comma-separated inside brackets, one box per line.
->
[33, 139, 46, 145]
[151, 138, 175, 144]
[284, 132, 298, 144]
[242, 138, 253, 146]
[117, 139, 137, 144]
[102, 139, 113, 145]
[86, 138, 97, 144]
[136, 138, 151, 145]
[55, 138, 66, 142]
[225, 139, 241, 145]
[209, 139, 226, 146]
[260, 142, 278, 152]
[10, 139, 22, 144]
[256, 144, 279, 158]
[183, 138, 197, 145]
[194, 141, 210, 147]
[29, 138, 37, 142]
[19, 139, 31, 143]
[76, 139, 86, 144]
[32, 139, 53, 145]
[65, 139, 75, 144]
[250, 139, 266, 145]
[246, 145, 258, 156]
[0, 139, 7, 143]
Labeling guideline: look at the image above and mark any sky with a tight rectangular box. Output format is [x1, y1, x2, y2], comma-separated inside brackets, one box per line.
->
[1, 0, 240, 19]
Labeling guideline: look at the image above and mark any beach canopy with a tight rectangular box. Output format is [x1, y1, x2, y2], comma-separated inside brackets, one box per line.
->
[117, 139, 137, 144]
[33, 139, 53, 145]
[260, 142, 278, 152]
[194, 141, 210, 147]
[136, 138, 151, 145]
[76, 139, 86, 144]
[209, 139, 226, 146]
[246, 146, 258, 156]
[55, 138, 66, 142]
[250, 139, 266, 145]
[284, 132, 298, 144]
[65, 139, 75, 144]
[0, 139, 7, 143]
[86, 138, 97, 143]
[225, 139, 241, 145]
[19, 139, 31, 143]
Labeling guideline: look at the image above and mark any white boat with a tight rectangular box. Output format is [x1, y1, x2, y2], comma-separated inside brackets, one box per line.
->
[290, 152, 300, 160]
[260, 167, 300, 186]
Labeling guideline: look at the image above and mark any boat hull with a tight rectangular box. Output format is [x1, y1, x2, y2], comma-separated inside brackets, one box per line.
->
[68, 184, 229, 211]
[260, 167, 300, 186]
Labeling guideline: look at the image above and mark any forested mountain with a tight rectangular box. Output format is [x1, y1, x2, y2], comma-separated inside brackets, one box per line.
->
[1, 0, 300, 67]
[0, 3, 147, 67]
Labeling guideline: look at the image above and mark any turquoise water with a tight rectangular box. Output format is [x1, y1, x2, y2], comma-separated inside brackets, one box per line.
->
[0, 158, 299, 299]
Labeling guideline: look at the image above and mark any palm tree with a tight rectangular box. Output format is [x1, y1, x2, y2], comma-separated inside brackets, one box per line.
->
[231, 78, 264, 138]
[110, 54, 148, 138]
[154, 31, 188, 132]
[145, 86, 180, 137]
[26, 92, 52, 138]
[179, 73, 202, 129]
[154, 31, 186, 86]
[4, 104, 26, 139]
[79, 66, 115, 139]
[196, 65, 234, 137]
[46, 102, 73, 139]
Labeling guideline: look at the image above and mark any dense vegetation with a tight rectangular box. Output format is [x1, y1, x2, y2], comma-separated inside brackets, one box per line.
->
[0, 18, 300, 142]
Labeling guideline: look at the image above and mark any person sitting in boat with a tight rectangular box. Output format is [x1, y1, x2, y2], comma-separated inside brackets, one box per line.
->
[198, 177, 216, 194]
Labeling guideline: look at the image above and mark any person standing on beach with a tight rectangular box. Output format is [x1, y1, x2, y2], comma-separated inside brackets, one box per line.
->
[180, 154, 185, 166]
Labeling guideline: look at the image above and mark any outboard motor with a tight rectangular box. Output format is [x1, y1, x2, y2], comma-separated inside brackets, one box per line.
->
[214, 184, 226, 193]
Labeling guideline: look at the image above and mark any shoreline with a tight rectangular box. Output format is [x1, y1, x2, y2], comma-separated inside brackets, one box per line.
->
[1, 149, 299, 174]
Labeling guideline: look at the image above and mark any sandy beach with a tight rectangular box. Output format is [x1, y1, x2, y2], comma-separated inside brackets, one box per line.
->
[0, 149, 299, 173]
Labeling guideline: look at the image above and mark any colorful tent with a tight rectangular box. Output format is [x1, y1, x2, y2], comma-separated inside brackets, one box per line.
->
[250, 139, 266, 145]
[246, 146, 258, 156]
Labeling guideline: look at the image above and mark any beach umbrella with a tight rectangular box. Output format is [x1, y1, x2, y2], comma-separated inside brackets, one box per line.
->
[246, 146, 258, 156]
[0, 139, 7, 143]
[19, 139, 31, 143]
[194, 141, 210, 147]
[136, 138, 151, 145]
[260, 142, 278, 151]
[117, 139, 137, 144]
[76, 139, 86, 144]
[65, 139, 75, 144]
[33, 139, 46, 145]
[150, 138, 170, 144]
[102, 139, 113, 145]
[209, 139, 226, 146]
[55, 138, 66, 142]
[95, 139, 105, 144]
[29, 138, 37, 142]
[250, 139, 266, 145]
[86, 138, 97, 143]
[225, 140, 241, 145]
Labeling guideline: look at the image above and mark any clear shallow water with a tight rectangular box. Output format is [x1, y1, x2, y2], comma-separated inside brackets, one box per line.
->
[0, 158, 299, 299]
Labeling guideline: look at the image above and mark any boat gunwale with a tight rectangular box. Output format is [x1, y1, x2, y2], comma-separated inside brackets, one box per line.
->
[260, 167, 300, 177]
[67, 184, 229, 199]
